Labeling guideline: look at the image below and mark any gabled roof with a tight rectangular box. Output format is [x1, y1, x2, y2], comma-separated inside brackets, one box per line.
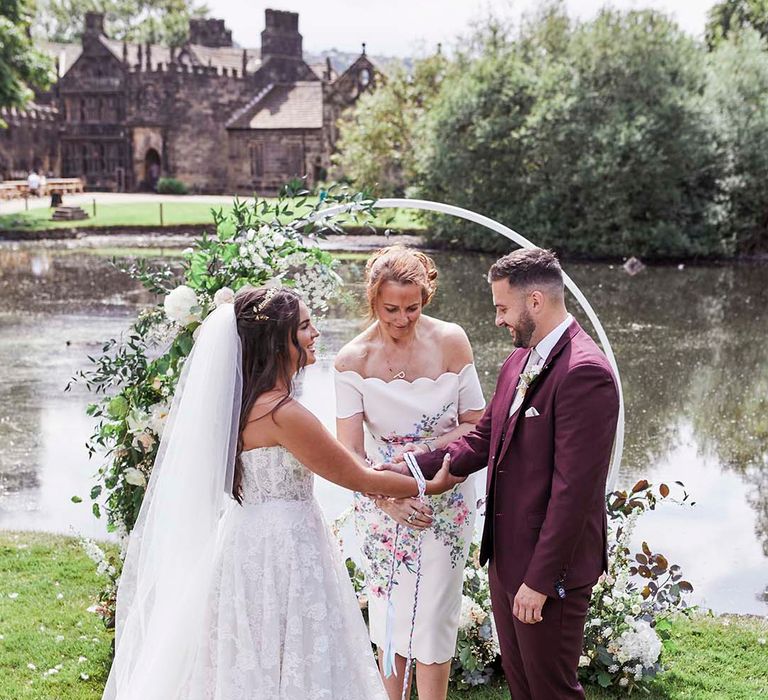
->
[226, 81, 323, 130]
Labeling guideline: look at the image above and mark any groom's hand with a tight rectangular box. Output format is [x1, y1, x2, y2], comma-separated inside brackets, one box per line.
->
[513, 583, 546, 624]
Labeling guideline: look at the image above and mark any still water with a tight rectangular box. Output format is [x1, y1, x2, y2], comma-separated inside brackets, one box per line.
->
[0, 238, 765, 616]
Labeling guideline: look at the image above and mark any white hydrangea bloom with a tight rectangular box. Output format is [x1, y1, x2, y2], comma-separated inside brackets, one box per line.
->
[163, 285, 201, 326]
[615, 619, 662, 668]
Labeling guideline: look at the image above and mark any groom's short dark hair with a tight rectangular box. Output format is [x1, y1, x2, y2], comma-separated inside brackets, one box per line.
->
[488, 248, 564, 296]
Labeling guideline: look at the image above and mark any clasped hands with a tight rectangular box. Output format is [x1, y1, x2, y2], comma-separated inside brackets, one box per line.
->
[369, 444, 465, 530]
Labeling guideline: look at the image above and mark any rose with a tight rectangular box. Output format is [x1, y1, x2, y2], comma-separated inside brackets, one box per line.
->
[163, 285, 201, 326]
[213, 287, 235, 307]
[133, 432, 155, 452]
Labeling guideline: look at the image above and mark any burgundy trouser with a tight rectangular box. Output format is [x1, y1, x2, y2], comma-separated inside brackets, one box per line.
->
[489, 560, 593, 700]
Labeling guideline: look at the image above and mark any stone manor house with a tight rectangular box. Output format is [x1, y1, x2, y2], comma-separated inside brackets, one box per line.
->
[0, 10, 378, 193]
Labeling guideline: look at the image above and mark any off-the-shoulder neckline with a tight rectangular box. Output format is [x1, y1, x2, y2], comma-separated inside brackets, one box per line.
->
[333, 362, 476, 387]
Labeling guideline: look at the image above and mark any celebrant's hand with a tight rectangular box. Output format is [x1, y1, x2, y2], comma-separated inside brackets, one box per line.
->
[375, 497, 434, 530]
[513, 583, 547, 624]
[425, 454, 464, 495]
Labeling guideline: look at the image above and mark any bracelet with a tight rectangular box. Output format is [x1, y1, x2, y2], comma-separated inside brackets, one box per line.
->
[424, 441, 434, 452]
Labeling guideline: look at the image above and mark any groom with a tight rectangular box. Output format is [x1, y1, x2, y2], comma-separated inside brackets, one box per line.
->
[402, 248, 619, 699]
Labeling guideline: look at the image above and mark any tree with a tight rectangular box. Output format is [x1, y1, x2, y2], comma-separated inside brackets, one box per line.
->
[704, 28, 768, 253]
[34, 0, 209, 47]
[705, 0, 768, 48]
[417, 10, 723, 258]
[0, 0, 52, 124]
[333, 54, 447, 197]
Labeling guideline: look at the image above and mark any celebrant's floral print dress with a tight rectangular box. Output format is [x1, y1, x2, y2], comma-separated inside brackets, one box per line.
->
[334, 364, 485, 663]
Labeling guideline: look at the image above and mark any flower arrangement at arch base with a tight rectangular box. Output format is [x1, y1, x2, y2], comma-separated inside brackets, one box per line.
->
[69, 183, 379, 628]
[336, 480, 695, 693]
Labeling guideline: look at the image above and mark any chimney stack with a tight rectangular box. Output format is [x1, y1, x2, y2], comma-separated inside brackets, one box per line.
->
[261, 9, 302, 63]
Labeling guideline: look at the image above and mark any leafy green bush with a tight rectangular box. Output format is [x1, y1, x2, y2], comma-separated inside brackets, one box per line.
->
[416, 10, 724, 259]
[156, 177, 188, 195]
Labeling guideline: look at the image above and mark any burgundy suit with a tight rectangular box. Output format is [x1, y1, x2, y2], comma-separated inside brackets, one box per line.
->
[417, 320, 619, 699]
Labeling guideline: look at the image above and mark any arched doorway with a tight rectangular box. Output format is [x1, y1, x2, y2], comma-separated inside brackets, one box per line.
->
[144, 148, 161, 191]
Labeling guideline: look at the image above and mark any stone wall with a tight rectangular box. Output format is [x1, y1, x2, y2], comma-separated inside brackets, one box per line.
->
[226, 128, 324, 194]
[0, 106, 59, 180]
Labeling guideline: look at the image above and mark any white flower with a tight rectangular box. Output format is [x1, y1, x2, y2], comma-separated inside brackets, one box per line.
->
[579, 655, 591, 668]
[148, 402, 169, 437]
[619, 677, 629, 687]
[133, 431, 155, 452]
[126, 408, 150, 435]
[80, 673, 90, 680]
[608, 664, 619, 673]
[603, 627, 613, 639]
[615, 619, 662, 667]
[27, 663, 36, 670]
[56, 592, 63, 600]
[163, 285, 201, 326]
[78, 656, 88, 663]
[213, 287, 235, 307]
[263, 276, 283, 289]
[459, 595, 484, 631]
[124, 467, 147, 487]
[55, 635, 64, 643]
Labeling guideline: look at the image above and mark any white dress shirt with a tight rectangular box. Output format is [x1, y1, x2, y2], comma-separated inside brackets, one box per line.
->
[508, 313, 573, 418]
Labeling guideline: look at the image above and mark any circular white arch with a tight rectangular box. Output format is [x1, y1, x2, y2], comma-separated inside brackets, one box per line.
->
[315, 197, 624, 490]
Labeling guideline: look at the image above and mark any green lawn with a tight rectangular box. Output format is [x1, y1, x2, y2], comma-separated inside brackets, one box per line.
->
[0, 200, 423, 233]
[1, 532, 765, 699]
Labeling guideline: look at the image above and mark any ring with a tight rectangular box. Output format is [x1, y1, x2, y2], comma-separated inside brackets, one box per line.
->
[406, 513, 416, 524]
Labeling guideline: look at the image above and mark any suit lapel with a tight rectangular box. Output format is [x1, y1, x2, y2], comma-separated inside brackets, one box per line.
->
[491, 349, 530, 460]
[495, 320, 582, 464]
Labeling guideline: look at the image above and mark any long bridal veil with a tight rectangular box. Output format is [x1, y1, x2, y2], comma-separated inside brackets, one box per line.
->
[102, 303, 243, 700]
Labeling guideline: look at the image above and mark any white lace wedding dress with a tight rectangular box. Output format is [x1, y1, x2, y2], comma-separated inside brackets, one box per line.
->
[182, 445, 387, 700]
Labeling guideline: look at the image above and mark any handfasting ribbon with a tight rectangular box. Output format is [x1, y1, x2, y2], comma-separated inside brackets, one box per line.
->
[382, 451, 428, 700]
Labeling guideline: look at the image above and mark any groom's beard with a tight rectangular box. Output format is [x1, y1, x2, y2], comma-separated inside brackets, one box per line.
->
[509, 309, 536, 348]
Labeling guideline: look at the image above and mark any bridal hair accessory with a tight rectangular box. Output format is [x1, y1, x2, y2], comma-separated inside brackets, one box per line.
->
[383, 451, 427, 700]
[253, 287, 279, 320]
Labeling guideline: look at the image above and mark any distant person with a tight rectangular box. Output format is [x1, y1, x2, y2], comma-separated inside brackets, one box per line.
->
[27, 170, 40, 197]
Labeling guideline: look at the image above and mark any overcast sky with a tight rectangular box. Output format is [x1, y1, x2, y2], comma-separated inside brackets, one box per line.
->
[207, 0, 715, 56]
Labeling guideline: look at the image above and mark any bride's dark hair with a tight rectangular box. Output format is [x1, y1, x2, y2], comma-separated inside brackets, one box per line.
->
[232, 286, 307, 503]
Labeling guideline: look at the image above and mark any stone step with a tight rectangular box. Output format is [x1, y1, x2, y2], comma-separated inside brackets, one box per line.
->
[51, 206, 89, 221]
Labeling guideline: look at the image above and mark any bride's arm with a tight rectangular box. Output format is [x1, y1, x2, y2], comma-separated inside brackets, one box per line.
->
[275, 400, 451, 497]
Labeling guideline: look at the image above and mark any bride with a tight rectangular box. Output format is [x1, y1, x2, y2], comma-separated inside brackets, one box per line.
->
[102, 286, 456, 700]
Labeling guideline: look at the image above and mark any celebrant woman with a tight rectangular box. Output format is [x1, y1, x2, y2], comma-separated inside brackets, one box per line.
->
[334, 246, 486, 700]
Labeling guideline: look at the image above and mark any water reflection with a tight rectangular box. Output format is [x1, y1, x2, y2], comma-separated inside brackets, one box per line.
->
[0, 241, 765, 614]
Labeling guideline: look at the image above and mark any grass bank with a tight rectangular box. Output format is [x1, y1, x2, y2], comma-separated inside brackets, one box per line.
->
[0, 200, 424, 234]
[1, 532, 765, 699]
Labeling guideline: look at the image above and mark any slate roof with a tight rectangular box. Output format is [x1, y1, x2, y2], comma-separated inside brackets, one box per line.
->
[226, 81, 324, 130]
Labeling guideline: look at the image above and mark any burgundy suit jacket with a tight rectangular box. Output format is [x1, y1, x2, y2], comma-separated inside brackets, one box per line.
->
[417, 320, 619, 598]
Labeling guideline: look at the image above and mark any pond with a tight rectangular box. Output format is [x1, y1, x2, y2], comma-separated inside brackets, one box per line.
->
[0, 237, 765, 616]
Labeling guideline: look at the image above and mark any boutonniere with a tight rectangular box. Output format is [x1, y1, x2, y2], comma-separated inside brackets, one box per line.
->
[517, 364, 543, 392]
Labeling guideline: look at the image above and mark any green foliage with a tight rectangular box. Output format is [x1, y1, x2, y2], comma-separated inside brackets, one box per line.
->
[34, 0, 209, 47]
[0, 0, 53, 123]
[333, 54, 448, 197]
[706, 0, 768, 48]
[155, 176, 188, 195]
[704, 28, 768, 254]
[416, 9, 723, 259]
